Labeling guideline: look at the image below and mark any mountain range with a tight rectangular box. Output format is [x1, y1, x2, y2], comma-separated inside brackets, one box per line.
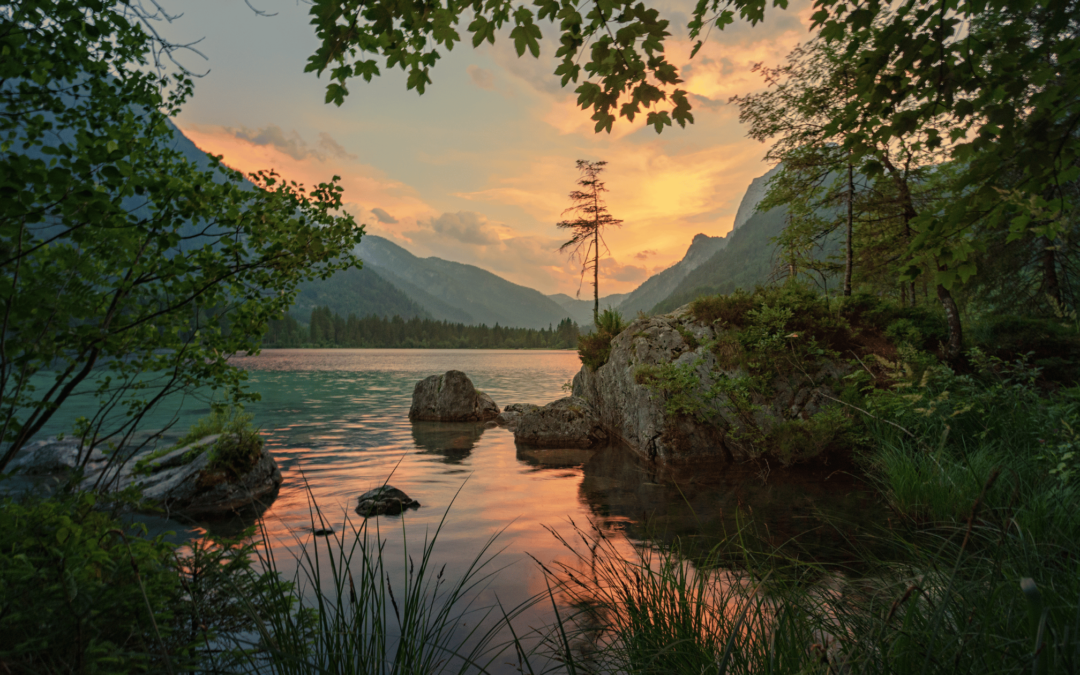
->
[162, 122, 786, 328]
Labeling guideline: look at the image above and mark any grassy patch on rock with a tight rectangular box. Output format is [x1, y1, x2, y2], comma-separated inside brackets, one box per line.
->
[135, 407, 264, 478]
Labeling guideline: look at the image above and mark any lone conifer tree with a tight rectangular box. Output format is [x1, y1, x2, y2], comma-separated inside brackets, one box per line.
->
[557, 160, 623, 325]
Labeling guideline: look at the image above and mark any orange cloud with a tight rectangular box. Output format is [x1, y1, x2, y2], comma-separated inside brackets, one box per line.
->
[177, 124, 438, 226]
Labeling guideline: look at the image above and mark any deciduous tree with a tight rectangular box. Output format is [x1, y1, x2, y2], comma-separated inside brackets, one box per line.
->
[0, 1, 363, 473]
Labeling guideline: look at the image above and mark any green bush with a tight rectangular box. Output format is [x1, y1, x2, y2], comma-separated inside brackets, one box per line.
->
[971, 315, 1080, 382]
[864, 348, 1080, 541]
[0, 493, 185, 673]
[578, 309, 627, 370]
[0, 492, 294, 674]
[689, 288, 757, 325]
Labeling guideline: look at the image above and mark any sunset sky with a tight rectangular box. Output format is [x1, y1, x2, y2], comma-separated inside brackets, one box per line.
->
[171, 0, 814, 295]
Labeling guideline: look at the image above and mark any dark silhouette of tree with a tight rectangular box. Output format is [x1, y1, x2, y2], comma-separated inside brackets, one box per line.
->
[557, 160, 623, 325]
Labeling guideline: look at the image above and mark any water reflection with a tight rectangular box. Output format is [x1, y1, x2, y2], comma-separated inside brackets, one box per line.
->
[577, 444, 886, 562]
[515, 445, 597, 470]
[410, 420, 487, 464]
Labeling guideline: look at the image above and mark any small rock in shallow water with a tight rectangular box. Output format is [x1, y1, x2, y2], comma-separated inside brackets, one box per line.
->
[356, 486, 420, 517]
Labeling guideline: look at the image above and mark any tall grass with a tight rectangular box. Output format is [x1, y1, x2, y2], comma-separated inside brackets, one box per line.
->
[228, 485, 549, 675]
[535, 513, 1080, 674]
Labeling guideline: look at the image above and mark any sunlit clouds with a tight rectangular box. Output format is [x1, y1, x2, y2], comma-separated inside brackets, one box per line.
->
[172, 0, 816, 296]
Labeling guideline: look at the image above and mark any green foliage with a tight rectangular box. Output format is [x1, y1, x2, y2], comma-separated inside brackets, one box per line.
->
[232, 497, 535, 675]
[634, 359, 717, 421]
[305, 0, 693, 133]
[0, 493, 183, 673]
[595, 307, 628, 336]
[0, 1, 363, 473]
[971, 316, 1080, 382]
[578, 309, 627, 370]
[763, 405, 855, 464]
[865, 348, 1080, 540]
[0, 491, 298, 674]
[689, 289, 757, 326]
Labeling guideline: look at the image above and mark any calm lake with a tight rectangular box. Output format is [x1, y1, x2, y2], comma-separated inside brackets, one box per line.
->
[26, 348, 887, 667]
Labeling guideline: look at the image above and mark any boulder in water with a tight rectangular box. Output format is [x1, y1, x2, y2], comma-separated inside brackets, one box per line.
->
[409, 370, 500, 422]
[495, 403, 539, 430]
[9, 438, 85, 474]
[356, 486, 420, 517]
[514, 397, 607, 448]
[82, 434, 283, 517]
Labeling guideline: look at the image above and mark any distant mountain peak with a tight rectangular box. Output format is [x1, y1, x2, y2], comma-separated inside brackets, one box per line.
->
[732, 164, 782, 231]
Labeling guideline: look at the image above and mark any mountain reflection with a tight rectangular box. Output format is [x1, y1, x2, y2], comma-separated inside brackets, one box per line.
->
[410, 420, 487, 464]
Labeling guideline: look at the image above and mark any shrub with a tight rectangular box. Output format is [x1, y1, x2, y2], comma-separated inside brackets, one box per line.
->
[689, 288, 756, 325]
[971, 315, 1080, 382]
[0, 492, 295, 674]
[578, 309, 627, 370]
[0, 493, 185, 673]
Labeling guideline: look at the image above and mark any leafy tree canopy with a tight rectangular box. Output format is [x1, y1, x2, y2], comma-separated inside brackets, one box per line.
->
[0, 1, 363, 472]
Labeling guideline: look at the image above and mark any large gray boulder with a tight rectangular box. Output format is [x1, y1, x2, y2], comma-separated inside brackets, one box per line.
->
[409, 370, 500, 422]
[514, 397, 607, 448]
[85, 434, 282, 517]
[572, 306, 851, 463]
[9, 438, 86, 474]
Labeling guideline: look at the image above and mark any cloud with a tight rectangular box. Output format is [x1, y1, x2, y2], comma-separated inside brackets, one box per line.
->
[599, 258, 649, 283]
[317, 132, 358, 160]
[371, 207, 399, 224]
[419, 211, 502, 245]
[634, 249, 657, 260]
[467, 65, 496, 90]
[219, 124, 357, 162]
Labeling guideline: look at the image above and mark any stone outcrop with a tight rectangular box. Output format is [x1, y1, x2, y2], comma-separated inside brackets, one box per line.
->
[409, 370, 500, 422]
[13, 434, 283, 517]
[356, 486, 420, 517]
[134, 435, 283, 518]
[572, 306, 851, 463]
[8, 438, 96, 474]
[513, 397, 608, 448]
[495, 403, 539, 430]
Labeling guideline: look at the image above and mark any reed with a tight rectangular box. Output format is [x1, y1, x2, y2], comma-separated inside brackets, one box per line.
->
[225, 484, 550, 675]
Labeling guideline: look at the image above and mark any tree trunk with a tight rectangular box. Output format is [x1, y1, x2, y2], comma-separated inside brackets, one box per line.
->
[844, 159, 854, 296]
[881, 152, 964, 356]
[1041, 235, 1061, 306]
[593, 225, 599, 325]
[937, 282, 964, 361]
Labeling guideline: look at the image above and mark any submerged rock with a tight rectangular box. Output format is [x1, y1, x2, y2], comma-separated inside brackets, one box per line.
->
[356, 486, 420, 517]
[514, 397, 607, 448]
[409, 370, 500, 422]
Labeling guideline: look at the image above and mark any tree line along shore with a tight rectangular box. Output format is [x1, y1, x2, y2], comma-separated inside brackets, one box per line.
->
[263, 307, 583, 349]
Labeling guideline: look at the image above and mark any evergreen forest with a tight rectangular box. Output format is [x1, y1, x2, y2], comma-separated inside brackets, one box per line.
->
[264, 308, 581, 349]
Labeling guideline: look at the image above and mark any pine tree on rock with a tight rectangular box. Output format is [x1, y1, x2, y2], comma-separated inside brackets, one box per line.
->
[557, 160, 623, 325]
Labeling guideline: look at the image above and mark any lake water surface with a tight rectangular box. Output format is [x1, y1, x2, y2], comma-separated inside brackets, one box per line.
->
[26, 349, 887, 668]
